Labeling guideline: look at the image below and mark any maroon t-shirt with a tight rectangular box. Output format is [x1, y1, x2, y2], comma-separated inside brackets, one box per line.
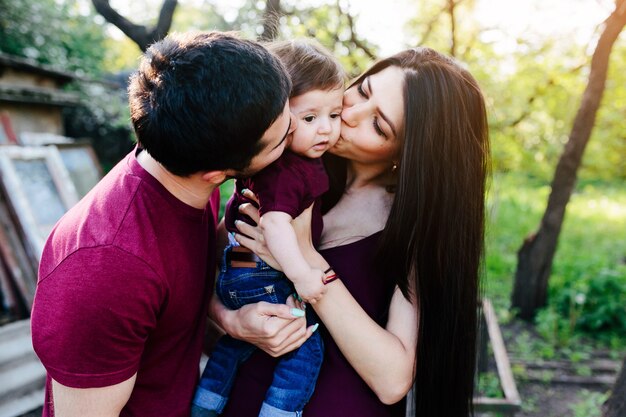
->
[220, 231, 405, 417]
[225, 150, 328, 246]
[31, 149, 219, 417]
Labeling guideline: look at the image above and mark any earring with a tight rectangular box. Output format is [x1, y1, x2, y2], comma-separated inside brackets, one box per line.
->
[391, 162, 398, 174]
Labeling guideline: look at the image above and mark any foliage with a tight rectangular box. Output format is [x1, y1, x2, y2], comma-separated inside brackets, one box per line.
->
[404, 0, 625, 181]
[584, 41, 626, 180]
[569, 390, 608, 417]
[550, 267, 626, 341]
[0, 0, 108, 75]
[102, 36, 142, 73]
[477, 371, 503, 398]
[62, 81, 135, 172]
[484, 174, 626, 346]
[172, 2, 231, 33]
[219, 180, 236, 218]
[0, 0, 135, 171]
[224, 1, 378, 77]
[404, 0, 481, 59]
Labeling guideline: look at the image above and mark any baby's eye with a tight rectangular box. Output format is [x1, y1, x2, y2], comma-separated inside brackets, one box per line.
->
[303, 115, 316, 122]
[330, 113, 341, 119]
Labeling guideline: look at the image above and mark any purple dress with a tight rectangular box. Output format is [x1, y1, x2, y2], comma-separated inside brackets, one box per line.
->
[220, 231, 406, 417]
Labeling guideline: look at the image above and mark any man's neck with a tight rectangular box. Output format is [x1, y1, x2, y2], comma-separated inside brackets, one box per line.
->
[136, 150, 217, 209]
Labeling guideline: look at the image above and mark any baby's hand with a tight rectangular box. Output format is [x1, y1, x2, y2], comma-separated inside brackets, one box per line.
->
[291, 268, 327, 304]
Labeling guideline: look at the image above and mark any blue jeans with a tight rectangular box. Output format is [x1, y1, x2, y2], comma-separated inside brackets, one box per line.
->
[192, 244, 323, 417]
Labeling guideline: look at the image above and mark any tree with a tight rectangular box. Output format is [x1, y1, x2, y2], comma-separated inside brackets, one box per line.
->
[404, 0, 479, 60]
[0, 0, 108, 74]
[259, 0, 282, 41]
[277, 1, 379, 76]
[602, 357, 626, 417]
[91, 0, 289, 50]
[511, 0, 626, 320]
[91, 0, 178, 51]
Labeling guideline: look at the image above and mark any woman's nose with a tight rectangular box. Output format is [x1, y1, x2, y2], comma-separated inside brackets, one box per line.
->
[341, 104, 362, 127]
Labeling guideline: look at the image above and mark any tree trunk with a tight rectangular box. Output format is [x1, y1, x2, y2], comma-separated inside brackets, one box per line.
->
[511, 0, 626, 320]
[336, 0, 377, 60]
[447, 0, 457, 57]
[602, 357, 626, 417]
[259, 0, 282, 42]
[91, 0, 178, 51]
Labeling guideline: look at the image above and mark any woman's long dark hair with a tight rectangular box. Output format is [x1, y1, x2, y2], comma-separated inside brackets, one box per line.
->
[324, 48, 490, 416]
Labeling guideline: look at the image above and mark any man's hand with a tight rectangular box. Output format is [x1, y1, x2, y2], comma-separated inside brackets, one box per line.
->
[210, 294, 316, 357]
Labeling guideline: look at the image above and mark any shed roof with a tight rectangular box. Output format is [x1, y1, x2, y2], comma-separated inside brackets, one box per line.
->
[0, 53, 77, 84]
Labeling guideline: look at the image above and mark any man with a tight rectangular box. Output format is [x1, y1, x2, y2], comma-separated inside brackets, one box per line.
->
[31, 31, 308, 417]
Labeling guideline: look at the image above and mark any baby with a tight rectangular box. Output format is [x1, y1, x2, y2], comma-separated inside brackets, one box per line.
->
[192, 39, 345, 417]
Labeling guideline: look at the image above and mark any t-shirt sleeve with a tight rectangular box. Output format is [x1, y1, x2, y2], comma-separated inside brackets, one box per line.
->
[252, 163, 309, 219]
[31, 246, 165, 389]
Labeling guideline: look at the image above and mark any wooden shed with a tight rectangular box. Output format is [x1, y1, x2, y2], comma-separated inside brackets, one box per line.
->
[0, 52, 80, 141]
[0, 54, 84, 417]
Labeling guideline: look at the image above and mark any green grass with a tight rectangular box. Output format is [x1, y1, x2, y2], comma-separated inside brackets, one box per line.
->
[218, 179, 235, 218]
[483, 173, 626, 348]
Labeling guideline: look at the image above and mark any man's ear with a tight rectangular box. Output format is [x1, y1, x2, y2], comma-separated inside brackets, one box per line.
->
[200, 170, 229, 185]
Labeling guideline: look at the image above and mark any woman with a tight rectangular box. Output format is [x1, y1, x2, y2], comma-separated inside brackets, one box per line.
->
[211, 47, 489, 417]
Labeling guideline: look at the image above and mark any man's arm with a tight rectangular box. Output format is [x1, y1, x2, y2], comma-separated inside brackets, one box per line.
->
[51, 374, 136, 417]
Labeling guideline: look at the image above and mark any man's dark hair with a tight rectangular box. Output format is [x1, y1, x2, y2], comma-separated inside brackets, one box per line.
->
[128, 31, 291, 176]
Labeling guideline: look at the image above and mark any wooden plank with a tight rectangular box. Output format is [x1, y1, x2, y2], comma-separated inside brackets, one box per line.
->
[524, 371, 616, 386]
[0, 146, 79, 262]
[477, 310, 489, 373]
[474, 396, 520, 413]
[0, 112, 18, 145]
[510, 358, 620, 372]
[406, 299, 522, 417]
[0, 256, 17, 316]
[54, 142, 103, 199]
[0, 194, 37, 311]
[0, 84, 80, 107]
[482, 298, 521, 406]
[0, 220, 32, 312]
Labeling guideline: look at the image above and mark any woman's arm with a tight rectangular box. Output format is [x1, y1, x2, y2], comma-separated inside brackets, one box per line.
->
[236, 205, 418, 404]
[316, 281, 418, 404]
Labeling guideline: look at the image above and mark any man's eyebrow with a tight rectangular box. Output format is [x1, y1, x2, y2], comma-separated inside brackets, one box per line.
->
[272, 118, 291, 151]
[367, 77, 398, 138]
